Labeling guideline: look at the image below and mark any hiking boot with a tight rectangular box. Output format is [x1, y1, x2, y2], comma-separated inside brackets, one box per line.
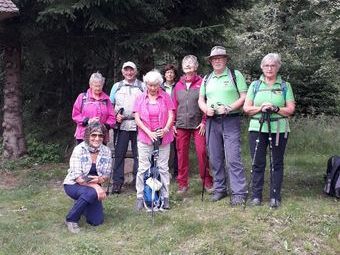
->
[177, 187, 188, 195]
[269, 198, 281, 208]
[249, 198, 262, 206]
[210, 191, 228, 202]
[135, 198, 144, 211]
[65, 220, 80, 234]
[204, 186, 214, 194]
[162, 197, 170, 210]
[111, 182, 122, 194]
[230, 196, 246, 206]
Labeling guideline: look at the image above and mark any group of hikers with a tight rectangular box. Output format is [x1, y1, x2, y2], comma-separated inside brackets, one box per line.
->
[63, 45, 296, 233]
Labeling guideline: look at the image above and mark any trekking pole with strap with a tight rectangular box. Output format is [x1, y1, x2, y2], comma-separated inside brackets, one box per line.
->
[266, 110, 278, 206]
[201, 105, 214, 201]
[151, 139, 160, 223]
[106, 108, 124, 195]
[244, 111, 267, 209]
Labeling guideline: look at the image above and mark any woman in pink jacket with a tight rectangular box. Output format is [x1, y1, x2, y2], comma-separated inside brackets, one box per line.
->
[72, 72, 115, 143]
[133, 70, 174, 211]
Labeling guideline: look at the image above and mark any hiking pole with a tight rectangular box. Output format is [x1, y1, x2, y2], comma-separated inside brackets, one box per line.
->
[244, 111, 266, 209]
[201, 104, 214, 201]
[151, 140, 160, 223]
[266, 110, 277, 207]
[106, 108, 124, 195]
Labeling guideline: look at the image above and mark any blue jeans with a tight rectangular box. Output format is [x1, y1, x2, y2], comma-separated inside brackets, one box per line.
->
[64, 184, 104, 226]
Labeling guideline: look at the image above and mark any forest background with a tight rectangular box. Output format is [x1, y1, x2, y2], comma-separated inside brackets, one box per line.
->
[0, 0, 339, 160]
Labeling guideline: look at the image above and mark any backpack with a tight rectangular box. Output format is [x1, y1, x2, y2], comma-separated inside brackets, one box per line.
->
[143, 143, 164, 211]
[253, 79, 287, 101]
[203, 68, 240, 98]
[323, 155, 340, 198]
[80, 92, 109, 113]
[117, 80, 144, 93]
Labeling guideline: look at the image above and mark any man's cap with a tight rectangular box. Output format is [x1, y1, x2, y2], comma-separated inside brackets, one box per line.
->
[208, 46, 228, 60]
[122, 61, 137, 70]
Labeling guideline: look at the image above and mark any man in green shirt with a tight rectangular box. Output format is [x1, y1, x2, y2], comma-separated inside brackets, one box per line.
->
[198, 46, 247, 205]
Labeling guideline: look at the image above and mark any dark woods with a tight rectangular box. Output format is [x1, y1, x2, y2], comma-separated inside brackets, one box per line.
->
[0, 0, 339, 159]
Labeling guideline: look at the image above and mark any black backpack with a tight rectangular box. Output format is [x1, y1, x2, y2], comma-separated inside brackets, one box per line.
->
[323, 155, 340, 198]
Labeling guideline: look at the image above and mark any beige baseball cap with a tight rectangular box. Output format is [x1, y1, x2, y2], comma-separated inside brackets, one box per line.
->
[122, 61, 137, 70]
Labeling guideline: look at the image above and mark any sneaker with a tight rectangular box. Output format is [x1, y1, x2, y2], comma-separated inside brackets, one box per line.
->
[210, 191, 228, 202]
[162, 197, 170, 210]
[230, 196, 246, 206]
[177, 187, 188, 195]
[204, 186, 214, 194]
[112, 182, 122, 194]
[135, 198, 144, 211]
[65, 220, 80, 234]
[249, 198, 262, 206]
[269, 198, 281, 208]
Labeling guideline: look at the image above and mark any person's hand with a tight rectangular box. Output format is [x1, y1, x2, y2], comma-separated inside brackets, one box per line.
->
[76, 176, 86, 184]
[156, 128, 166, 138]
[260, 102, 273, 113]
[87, 175, 100, 184]
[216, 105, 226, 115]
[173, 126, 177, 136]
[206, 106, 215, 116]
[88, 117, 100, 124]
[88, 183, 107, 201]
[271, 105, 280, 113]
[116, 113, 123, 123]
[147, 130, 158, 142]
[225, 105, 233, 115]
[196, 123, 205, 136]
[76, 175, 98, 184]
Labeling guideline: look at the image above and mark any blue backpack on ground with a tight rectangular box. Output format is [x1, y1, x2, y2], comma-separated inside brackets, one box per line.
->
[324, 155, 340, 198]
[143, 141, 163, 211]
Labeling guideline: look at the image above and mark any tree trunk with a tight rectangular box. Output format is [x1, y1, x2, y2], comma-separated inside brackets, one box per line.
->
[2, 46, 26, 159]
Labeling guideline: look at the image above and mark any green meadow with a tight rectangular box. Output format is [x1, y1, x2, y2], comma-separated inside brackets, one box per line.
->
[0, 117, 339, 255]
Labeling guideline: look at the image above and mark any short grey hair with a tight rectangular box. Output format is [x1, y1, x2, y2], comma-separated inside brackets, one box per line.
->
[261, 53, 282, 69]
[182, 55, 199, 70]
[89, 72, 105, 85]
[143, 70, 163, 85]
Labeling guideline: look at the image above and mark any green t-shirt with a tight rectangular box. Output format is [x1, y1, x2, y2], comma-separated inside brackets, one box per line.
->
[246, 75, 295, 133]
[199, 68, 247, 113]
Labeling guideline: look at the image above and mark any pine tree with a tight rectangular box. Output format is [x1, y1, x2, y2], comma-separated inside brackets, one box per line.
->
[227, 0, 339, 115]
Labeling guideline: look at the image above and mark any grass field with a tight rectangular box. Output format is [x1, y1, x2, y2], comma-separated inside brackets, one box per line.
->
[0, 117, 339, 255]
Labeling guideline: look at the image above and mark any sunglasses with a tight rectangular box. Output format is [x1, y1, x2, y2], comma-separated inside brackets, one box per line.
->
[90, 133, 104, 138]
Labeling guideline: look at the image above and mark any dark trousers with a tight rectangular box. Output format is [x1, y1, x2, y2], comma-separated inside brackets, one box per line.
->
[64, 184, 104, 226]
[170, 138, 178, 177]
[249, 132, 288, 201]
[112, 130, 138, 185]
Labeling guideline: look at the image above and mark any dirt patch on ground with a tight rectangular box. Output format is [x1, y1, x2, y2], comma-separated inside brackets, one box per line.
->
[0, 172, 19, 189]
[0, 162, 68, 189]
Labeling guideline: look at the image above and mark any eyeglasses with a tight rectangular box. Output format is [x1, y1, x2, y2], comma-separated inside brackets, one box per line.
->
[263, 64, 277, 69]
[210, 56, 226, 62]
[90, 133, 104, 138]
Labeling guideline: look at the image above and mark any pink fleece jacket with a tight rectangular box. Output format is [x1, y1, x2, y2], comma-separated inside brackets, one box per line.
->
[72, 88, 115, 140]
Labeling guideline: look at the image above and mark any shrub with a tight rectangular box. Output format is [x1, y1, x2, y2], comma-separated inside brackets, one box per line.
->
[26, 137, 62, 163]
